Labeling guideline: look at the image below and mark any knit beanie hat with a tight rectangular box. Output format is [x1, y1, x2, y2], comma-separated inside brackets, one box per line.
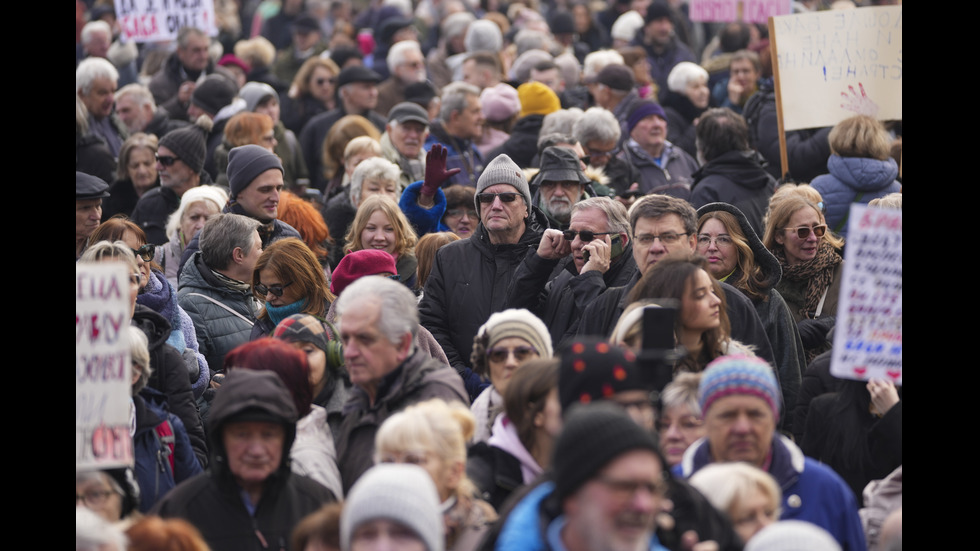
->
[442, 11, 475, 39]
[474, 154, 532, 215]
[465, 19, 503, 53]
[744, 520, 842, 551]
[627, 100, 668, 135]
[611, 10, 645, 43]
[273, 313, 333, 354]
[518, 81, 561, 119]
[239, 81, 279, 113]
[342, 464, 444, 551]
[480, 308, 553, 358]
[699, 354, 781, 422]
[480, 83, 521, 123]
[552, 401, 660, 504]
[330, 249, 398, 295]
[557, 337, 645, 412]
[158, 120, 209, 174]
[227, 144, 284, 199]
[191, 74, 238, 116]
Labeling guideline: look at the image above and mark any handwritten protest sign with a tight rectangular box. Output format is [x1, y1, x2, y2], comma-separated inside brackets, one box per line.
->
[116, 0, 218, 43]
[77, 262, 134, 470]
[831, 204, 901, 385]
[689, 0, 790, 24]
[771, 5, 902, 130]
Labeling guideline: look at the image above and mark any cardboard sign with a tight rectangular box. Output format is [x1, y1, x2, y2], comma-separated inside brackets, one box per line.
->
[771, 5, 902, 130]
[115, 0, 218, 43]
[830, 204, 901, 385]
[689, 0, 791, 24]
[77, 262, 134, 470]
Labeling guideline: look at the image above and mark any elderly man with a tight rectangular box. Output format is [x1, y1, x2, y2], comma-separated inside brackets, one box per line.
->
[420, 153, 548, 398]
[76, 172, 110, 260]
[532, 146, 591, 229]
[576, 194, 777, 369]
[509, 196, 637, 346]
[381, 101, 430, 190]
[376, 40, 428, 117]
[620, 100, 699, 199]
[153, 369, 336, 551]
[149, 27, 233, 122]
[114, 83, 188, 138]
[177, 213, 262, 373]
[574, 106, 639, 202]
[676, 355, 867, 551]
[334, 277, 467, 493]
[299, 65, 387, 192]
[493, 401, 739, 551]
[131, 120, 214, 245]
[77, 57, 126, 157]
[424, 82, 485, 187]
[587, 64, 641, 147]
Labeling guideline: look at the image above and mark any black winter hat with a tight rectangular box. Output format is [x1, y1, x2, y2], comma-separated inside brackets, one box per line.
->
[158, 118, 211, 174]
[557, 337, 645, 412]
[191, 74, 238, 116]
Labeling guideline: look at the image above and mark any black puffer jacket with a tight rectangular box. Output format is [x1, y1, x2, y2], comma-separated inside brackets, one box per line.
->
[690, 151, 777, 238]
[153, 370, 336, 551]
[132, 305, 208, 467]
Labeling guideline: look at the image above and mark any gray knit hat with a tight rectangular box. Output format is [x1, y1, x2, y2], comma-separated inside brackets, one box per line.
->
[465, 19, 503, 53]
[227, 144, 284, 199]
[341, 464, 444, 551]
[239, 81, 279, 113]
[191, 74, 238, 116]
[474, 153, 531, 215]
[158, 119, 210, 174]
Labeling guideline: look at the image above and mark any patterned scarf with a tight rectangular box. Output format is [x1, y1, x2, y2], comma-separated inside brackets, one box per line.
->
[776, 241, 842, 319]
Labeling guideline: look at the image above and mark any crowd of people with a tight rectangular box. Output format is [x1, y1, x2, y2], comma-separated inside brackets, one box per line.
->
[76, 0, 902, 550]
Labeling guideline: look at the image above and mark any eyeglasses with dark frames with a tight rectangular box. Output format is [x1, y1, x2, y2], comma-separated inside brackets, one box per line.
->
[255, 281, 294, 297]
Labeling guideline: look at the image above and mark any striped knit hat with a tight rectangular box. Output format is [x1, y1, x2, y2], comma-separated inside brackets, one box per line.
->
[698, 355, 781, 421]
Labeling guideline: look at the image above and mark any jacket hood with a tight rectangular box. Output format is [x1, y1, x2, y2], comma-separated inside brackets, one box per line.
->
[694, 150, 774, 191]
[826, 155, 899, 192]
[207, 369, 299, 480]
[696, 202, 781, 289]
[132, 304, 173, 350]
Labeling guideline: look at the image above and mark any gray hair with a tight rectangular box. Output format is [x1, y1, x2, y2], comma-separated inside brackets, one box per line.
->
[199, 213, 260, 271]
[572, 197, 631, 236]
[509, 49, 553, 84]
[540, 108, 584, 137]
[164, 185, 229, 242]
[667, 62, 709, 93]
[582, 50, 624, 82]
[127, 326, 152, 394]
[536, 132, 577, 154]
[76, 57, 118, 95]
[386, 40, 423, 75]
[439, 82, 481, 123]
[335, 276, 419, 347]
[177, 26, 208, 50]
[573, 107, 621, 145]
[660, 372, 703, 416]
[81, 20, 111, 46]
[350, 156, 401, 208]
[79, 240, 138, 274]
[115, 83, 157, 112]
[554, 52, 581, 87]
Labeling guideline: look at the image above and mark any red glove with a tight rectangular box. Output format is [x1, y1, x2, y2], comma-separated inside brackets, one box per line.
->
[422, 144, 461, 198]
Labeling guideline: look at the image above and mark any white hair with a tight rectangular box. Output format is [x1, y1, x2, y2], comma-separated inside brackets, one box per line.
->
[582, 50, 625, 81]
[387, 39, 423, 75]
[667, 62, 709, 93]
[81, 20, 111, 46]
[76, 57, 119, 95]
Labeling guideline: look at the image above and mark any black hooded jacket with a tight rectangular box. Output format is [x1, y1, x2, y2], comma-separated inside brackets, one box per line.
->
[689, 150, 777, 238]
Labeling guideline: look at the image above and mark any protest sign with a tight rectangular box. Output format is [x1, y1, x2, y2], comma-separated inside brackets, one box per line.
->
[77, 262, 134, 470]
[771, 5, 902, 131]
[831, 204, 901, 385]
[116, 0, 218, 43]
[689, 0, 790, 24]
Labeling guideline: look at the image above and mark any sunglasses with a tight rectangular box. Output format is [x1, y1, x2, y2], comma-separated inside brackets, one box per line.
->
[784, 224, 827, 239]
[255, 281, 294, 297]
[131, 244, 155, 262]
[562, 230, 614, 242]
[155, 154, 179, 167]
[314, 77, 333, 86]
[477, 192, 520, 204]
[486, 345, 538, 363]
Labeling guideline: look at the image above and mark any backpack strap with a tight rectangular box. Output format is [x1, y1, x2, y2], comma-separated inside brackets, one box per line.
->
[154, 419, 176, 473]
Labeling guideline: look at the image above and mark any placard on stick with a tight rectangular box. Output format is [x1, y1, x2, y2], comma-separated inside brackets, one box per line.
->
[77, 262, 134, 470]
[115, 0, 218, 43]
[830, 204, 901, 385]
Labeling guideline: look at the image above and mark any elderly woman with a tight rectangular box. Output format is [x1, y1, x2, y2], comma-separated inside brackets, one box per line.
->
[376, 399, 498, 551]
[468, 309, 554, 443]
[324, 153, 397, 267]
[156, 185, 228, 287]
[657, 372, 706, 467]
[763, 194, 845, 359]
[103, 133, 160, 221]
[663, 61, 712, 157]
[697, 202, 805, 430]
[250, 237, 336, 339]
[810, 115, 901, 238]
[281, 56, 341, 135]
[689, 463, 783, 545]
[344, 194, 419, 289]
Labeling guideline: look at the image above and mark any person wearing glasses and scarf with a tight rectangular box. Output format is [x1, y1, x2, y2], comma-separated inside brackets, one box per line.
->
[763, 194, 845, 360]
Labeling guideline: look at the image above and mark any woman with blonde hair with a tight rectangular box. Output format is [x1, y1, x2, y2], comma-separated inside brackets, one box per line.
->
[250, 237, 337, 339]
[281, 56, 341, 134]
[415, 231, 461, 292]
[689, 462, 783, 545]
[375, 399, 498, 551]
[344, 194, 419, 289]
[321, 115, 383, 196]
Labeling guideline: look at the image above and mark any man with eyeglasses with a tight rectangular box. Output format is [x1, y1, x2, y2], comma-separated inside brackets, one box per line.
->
[376, 40, 428, 117]
[509, 196, 637, 346]
[576, 194, 777, 372]
[420, 153, 549, 400]
[573, 106, 640, 204]
[131, 120, 215, 245]
[492, 402, 739, 551]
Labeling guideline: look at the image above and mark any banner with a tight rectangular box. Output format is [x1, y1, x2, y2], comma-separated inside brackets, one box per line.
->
[830, 204, 902, 385]
[116, 0, 218, 43]
[77, 262, 134, 471]
[771, 6, 902, 130]
[690, 0, 791, 24]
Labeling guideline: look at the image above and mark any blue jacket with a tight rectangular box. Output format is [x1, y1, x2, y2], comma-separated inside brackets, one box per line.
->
[811, 155, 900, 238]
[399, 180, 448, 237]
[133, 390, 203, 512]
[677, 435, 867, 551]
